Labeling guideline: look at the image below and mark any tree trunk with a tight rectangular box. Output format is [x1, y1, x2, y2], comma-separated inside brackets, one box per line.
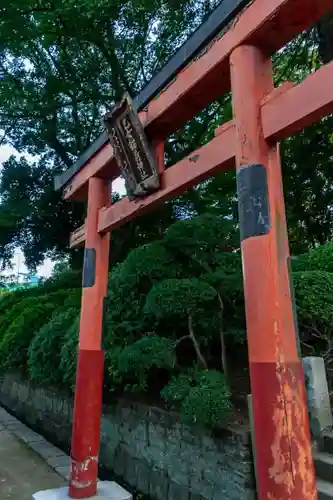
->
[217, 292, 228, 379]
[188, 314, 208, 369]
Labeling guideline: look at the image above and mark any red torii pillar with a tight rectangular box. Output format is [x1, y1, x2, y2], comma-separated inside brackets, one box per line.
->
[69, 178, 110, 498]
[231, 45, 316, 500]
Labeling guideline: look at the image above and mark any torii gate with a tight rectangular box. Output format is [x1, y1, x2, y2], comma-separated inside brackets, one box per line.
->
[55, 0, 333, 498]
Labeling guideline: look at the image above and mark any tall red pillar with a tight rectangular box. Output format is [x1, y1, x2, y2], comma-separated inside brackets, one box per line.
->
[69, 177, 110, 499]
[230, 45, 317, 500]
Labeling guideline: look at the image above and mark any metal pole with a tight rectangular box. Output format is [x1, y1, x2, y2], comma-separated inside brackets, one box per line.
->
[69, 177, 110, 499]
[230, 45, 317, 500]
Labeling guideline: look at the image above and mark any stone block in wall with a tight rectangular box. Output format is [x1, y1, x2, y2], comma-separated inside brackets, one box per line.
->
[168, 481, 189, 500]
[149, 467, 169, 500]
[114, 445, 128, 478]
[101, 416, 121, 449]
[165, 422, 182, 446]
[180, 424, 202, 447]
[189, 492, 205, 500]
[124, 455, 139, 488]
[149, 422, 167, 452]
[135, 459, 151, 496]
[303, 356, 333, 437]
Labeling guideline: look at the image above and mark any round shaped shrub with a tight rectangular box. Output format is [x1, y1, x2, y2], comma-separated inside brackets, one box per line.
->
[0, 288, 77, 348]
[0, 299, 56, 372]
[60, 316, 80, 388]
[28, 309, 78, 385]
[181, 370, 232, 428]
[0, 295, 37, 343]
[109, 335, 176, 392]
[160, 372, 194, 403]
[162, 370, 232, 428]
[144, 278, 217, 319]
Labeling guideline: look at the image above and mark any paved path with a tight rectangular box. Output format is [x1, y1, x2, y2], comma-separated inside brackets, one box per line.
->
[0, 422, 66, 500]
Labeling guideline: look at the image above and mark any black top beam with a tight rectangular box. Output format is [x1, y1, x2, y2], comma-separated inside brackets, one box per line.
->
[54, 0, 250, 191]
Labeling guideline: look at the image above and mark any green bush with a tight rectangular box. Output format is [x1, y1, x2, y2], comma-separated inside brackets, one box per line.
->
[108, 335, 176, 392]
[181, 371, 232, 427]
[63, 289, 82, 310]
[161, 371, 194, 403]
[28, 309, 78, 385]
[105, 242, 178, 347]
[0, 299, 56, 372]
[293, 271, 333, 339]
[41, 269, 82, 291]
[144, 278, 217, 319]
[306, 243, 333, 273]
[0, 295, 48, 344]
[0, 288, 76, 346]
[0, 289, 30, 316]
[162, 370, 232, 428]
[291, 243, 333, 273]
[60, 316, 80, 388]
[163, 213, 238, 271]
[291, 254, 309, 272]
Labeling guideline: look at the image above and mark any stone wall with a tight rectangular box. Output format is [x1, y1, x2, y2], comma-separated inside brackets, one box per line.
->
[0, 374, 255, 500]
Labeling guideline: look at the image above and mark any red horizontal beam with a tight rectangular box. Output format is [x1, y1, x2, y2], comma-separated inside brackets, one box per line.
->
[98, 122, 235, 233]
[64, 144, 116, 201]
[70, 60, 333, 246]
[64, 0, 331, 202]
[144, 0, 331, 138]
[261, 60, 333, 141]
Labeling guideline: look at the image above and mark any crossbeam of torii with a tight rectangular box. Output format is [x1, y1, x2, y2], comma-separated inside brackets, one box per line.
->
[55, 1, 333, 499]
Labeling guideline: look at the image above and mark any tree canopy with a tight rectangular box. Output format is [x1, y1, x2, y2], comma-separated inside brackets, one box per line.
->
[0, 1, 332, 269]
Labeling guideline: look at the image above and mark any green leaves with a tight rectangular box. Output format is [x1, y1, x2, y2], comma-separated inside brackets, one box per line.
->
[293, 270, 333, 338]
[108, 335, 176, 392]
[59, 316, 80, 388]
[144, 278, 217, 318]
[0, 0, 220, 267]
[28, 309, 78, 385]
[0, 300, 56, 372]
[162, 370, 232, 428]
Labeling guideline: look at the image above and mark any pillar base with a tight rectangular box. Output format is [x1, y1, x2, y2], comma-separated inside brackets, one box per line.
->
[33, 482, 132, 500]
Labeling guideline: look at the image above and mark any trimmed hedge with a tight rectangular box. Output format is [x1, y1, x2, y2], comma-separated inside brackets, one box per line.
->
[0, 288, 81, 374]
[0, 299, 56, 372]
[28, 309, 78, 385]
[0, 230, 332, 429]
[162, 370, 232, 428]
[59, 316, 80, 388]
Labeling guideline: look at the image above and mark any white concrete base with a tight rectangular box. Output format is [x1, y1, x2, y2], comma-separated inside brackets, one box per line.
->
[32, 481, 132, 500]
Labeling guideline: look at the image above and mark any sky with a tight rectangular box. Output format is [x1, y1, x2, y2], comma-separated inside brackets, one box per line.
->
[0, 144, 126, 278]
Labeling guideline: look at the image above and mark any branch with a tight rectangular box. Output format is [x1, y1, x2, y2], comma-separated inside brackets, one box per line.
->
[84, 103, 99, 149]
[47, 136, 72, 167]
[217, 291, 228, 379]
[0, 126, 13, 146]
[174, 335, 191, 347]
[188, 314, 207, 369]
[136, 14, 155, 86]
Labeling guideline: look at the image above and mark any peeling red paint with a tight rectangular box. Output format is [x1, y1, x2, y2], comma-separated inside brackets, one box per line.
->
[231, 44, 317, 500]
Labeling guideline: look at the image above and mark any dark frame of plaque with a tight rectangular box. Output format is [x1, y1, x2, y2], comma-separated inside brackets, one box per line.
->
[103, 93, 160, 200]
